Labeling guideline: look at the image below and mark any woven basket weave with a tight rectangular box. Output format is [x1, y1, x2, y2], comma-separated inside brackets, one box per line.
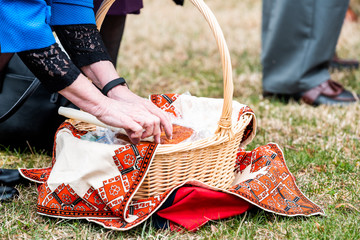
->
[64, 0, 254, 200]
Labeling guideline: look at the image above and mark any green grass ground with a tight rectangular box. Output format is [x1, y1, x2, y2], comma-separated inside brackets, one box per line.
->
[1, 0, 360, 239]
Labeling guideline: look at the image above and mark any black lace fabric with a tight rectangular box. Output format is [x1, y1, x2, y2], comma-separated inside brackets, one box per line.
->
[53, 24, 111, 68]
[18, 43, 81, 93]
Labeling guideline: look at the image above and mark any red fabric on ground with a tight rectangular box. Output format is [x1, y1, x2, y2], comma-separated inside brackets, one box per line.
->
[156, 186, 252, 232]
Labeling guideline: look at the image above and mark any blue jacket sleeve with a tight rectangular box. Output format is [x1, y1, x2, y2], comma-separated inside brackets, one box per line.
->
[0, 0, 55, 53]
[0, 0, 96, 53]
[49, 0, 96, 26]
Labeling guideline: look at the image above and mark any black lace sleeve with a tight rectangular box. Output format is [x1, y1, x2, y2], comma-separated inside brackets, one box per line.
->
[53, 24, 112, 68]
[18, 43, 81, 93]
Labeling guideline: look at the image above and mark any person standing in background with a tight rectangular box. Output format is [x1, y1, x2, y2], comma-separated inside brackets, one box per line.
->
[261, 0, 359, 106]
[93, 0, 143, 66]
[93, 0, 184, 67]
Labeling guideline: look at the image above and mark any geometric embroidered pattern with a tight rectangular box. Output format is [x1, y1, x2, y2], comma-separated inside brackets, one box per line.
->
[231, 143, 325, 216]
[237, 106, 255, 143]
[19, 94, 324, 231]
[34, 140, 159, 220]
[150, 93, 180, 117]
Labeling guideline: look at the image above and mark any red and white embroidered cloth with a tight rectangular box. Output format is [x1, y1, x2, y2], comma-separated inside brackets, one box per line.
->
[19, 94, 325, 231]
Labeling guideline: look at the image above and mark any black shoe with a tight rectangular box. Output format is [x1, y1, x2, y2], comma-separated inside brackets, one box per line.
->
[0, 169, 29, 186]
[263, 92, 302, 103]
[0, 185, 19, 201]
[330, 56, 359, 70]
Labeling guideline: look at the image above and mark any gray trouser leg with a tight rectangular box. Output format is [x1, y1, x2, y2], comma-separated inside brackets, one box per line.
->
[261, 0, 349, 94]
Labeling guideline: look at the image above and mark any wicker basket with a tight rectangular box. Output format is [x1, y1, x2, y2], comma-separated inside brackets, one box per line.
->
[63, 0, 254, 200]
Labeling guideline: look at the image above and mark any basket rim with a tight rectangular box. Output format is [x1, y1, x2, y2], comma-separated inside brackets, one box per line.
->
[63, 111, 254, 155]
[155, 113, 253, 154]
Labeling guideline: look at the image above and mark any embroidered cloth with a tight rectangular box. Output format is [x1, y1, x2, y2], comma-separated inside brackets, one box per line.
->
[19, 94, 324, 231]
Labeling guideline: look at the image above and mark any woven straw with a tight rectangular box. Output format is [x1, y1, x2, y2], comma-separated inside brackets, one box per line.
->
[66, 0, 254, 199]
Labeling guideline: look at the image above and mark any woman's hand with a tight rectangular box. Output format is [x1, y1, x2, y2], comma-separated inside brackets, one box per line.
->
[94, 85, 173, 144]
[59, 74, 173, 144]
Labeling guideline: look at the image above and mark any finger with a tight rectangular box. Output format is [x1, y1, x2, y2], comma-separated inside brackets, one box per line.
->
[140, 115, 162, 144]
[126, 129, 141, 145]
[145, 103, 173, 140]
[121, 119, 143, 144]
[154, 134, 161, 144]
[151, 119, 162, 144]
[140, 118, 155, 140]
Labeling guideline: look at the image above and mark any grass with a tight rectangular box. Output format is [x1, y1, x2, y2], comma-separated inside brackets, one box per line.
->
[1, 0, 360, 239]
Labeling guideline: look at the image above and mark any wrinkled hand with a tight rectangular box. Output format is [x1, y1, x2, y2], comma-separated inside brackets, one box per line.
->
[96, 86, 173, 144]
[59, 73, 172, 145]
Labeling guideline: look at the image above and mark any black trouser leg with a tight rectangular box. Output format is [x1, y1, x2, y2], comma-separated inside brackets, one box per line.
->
[100, 15, 127, 66]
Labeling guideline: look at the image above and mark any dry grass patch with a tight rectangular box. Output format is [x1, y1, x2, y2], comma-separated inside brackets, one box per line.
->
[1, 0, 360, 239]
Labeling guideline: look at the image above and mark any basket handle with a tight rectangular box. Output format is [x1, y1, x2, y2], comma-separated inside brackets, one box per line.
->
[188, 0, 234, 138]
[95, 0, 116, 30]
[95, 0, 234, 138]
